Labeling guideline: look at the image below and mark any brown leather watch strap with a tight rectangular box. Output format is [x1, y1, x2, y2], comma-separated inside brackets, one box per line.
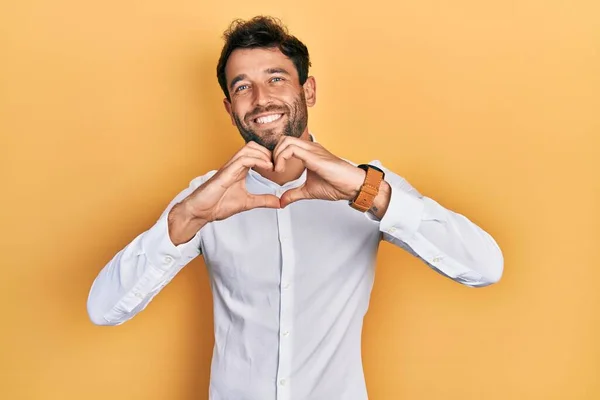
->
[350, 165, 384, 212]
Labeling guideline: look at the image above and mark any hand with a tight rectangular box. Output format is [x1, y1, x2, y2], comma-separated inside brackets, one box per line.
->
[272, 137, 366, 208]
[182, 141, 281, 223]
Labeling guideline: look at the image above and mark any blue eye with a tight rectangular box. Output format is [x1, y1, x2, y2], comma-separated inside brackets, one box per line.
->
[271, 77, 283, 82]
[235, 84, 249, 92]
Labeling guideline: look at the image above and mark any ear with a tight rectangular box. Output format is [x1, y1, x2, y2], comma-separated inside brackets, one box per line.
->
[223, 98, 236, 126]
[303, 76, 317, 107]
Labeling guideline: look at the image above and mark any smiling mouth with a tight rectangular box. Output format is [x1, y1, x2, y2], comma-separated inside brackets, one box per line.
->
[253, 113, 284, 125]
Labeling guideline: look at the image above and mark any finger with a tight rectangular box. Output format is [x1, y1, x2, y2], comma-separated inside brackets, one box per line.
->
[280, 185, 308, 208]
[223, 142, 272, 169]
[243, 148, 273, 165]
[224, 148, 272, 169]
[245, 194, 281, 210]
[236, 155, 273, 171]
[222, 155, 273, 182]
[272, 136, 314, 163]
[245, 140, 272, 159]
[274, 145, 313, 173]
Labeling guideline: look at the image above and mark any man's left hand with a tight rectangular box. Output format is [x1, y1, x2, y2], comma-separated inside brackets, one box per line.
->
[272, 136, 366, 208]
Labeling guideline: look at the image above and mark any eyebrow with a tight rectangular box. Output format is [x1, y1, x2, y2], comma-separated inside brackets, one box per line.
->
[265, 67, 291, 76]
[229, 68, 292, 92]
[229, 74, 247, 92]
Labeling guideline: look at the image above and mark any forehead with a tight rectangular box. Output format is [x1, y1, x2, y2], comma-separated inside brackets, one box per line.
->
[225, 47, 298, 81]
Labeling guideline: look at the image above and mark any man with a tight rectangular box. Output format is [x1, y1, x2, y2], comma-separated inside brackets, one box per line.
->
[87, 15, 503, 400]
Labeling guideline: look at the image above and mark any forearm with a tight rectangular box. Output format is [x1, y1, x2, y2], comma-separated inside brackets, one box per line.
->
[381, 185, 503, 286]
[167, 200, 209, 246]
[86, 211, 203, 326]
[406, 198, 503, 285]
[360, 160, 503, 287]
[87, 178, 210, 326]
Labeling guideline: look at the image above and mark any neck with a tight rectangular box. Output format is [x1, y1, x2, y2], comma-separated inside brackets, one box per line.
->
[253, 129, 312, 186]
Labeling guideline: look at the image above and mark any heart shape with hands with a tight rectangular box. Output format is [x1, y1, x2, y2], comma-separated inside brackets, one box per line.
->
[180, 136, 386, 228]
[169, 136, 390, 245]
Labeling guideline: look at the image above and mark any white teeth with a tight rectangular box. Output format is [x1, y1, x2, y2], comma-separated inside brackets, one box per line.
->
[255, 114, 282, 124]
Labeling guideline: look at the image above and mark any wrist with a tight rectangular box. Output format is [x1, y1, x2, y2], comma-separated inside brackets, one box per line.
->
[369, 180, 391, 219]
[167, 201, 208, 246]
[348, 167, 367, 201]
[178, 196, 213, 224]
[349, 163, 385, 212]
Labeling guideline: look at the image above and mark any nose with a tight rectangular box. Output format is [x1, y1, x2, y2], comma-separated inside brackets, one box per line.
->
[252, 83, 272, 106]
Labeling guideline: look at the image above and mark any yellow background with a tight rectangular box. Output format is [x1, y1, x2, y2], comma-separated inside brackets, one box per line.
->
[2, 0, 599, 399]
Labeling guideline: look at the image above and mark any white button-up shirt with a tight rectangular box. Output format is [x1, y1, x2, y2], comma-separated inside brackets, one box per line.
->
[87, 138, 503, 400]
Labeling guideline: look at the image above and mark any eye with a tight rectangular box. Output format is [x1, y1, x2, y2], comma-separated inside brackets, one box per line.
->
[235, 84, 249, 93]
[270, 77, 284, 83]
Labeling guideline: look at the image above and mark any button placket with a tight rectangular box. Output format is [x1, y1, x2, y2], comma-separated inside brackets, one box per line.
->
[275, 203, 294, 399]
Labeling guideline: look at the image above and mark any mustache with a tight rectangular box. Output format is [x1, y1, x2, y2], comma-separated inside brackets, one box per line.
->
[245, 104, 288, 121]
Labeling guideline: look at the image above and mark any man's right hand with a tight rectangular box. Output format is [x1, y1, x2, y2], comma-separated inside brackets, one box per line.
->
[167, 141, 280, 245]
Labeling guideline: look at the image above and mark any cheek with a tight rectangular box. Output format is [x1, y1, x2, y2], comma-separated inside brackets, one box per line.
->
[231, 102, 249, 120]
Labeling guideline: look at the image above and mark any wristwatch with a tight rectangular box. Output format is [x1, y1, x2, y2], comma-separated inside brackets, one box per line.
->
[349, 164, 385, 212]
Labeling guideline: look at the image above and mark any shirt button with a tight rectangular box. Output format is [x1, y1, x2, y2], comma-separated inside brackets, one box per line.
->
[282, 282, 290, 289]
[134, 291, 143, 299]
[432, 256, 442, 263]
[282, 330, 290, 337]
[163, 256, 173, 264]
[279, 379, 287, 386]
[387, 227, 396, 233]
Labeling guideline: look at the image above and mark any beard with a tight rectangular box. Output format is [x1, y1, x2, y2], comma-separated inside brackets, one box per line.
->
[233, 91, 308, 152]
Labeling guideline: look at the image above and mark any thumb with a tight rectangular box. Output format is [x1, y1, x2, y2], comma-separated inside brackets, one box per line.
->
[246, 194, 281, 210]
[280, 185, 308, 208]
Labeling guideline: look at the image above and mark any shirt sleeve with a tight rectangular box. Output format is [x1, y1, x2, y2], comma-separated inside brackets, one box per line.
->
[86, 171, 216, 326]
[364, 160, 504, 287]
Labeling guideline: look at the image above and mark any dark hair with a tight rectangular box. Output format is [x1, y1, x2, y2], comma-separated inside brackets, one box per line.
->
[216, 16, 311, 101]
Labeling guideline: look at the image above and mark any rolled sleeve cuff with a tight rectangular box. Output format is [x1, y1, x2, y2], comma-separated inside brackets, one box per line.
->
[140, 212, 202, 273]
[376, 183, 425, 240]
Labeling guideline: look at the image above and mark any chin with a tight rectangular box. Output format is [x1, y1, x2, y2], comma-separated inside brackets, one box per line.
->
[260, 128, 285, 142]
[239, 121, 303, 150]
